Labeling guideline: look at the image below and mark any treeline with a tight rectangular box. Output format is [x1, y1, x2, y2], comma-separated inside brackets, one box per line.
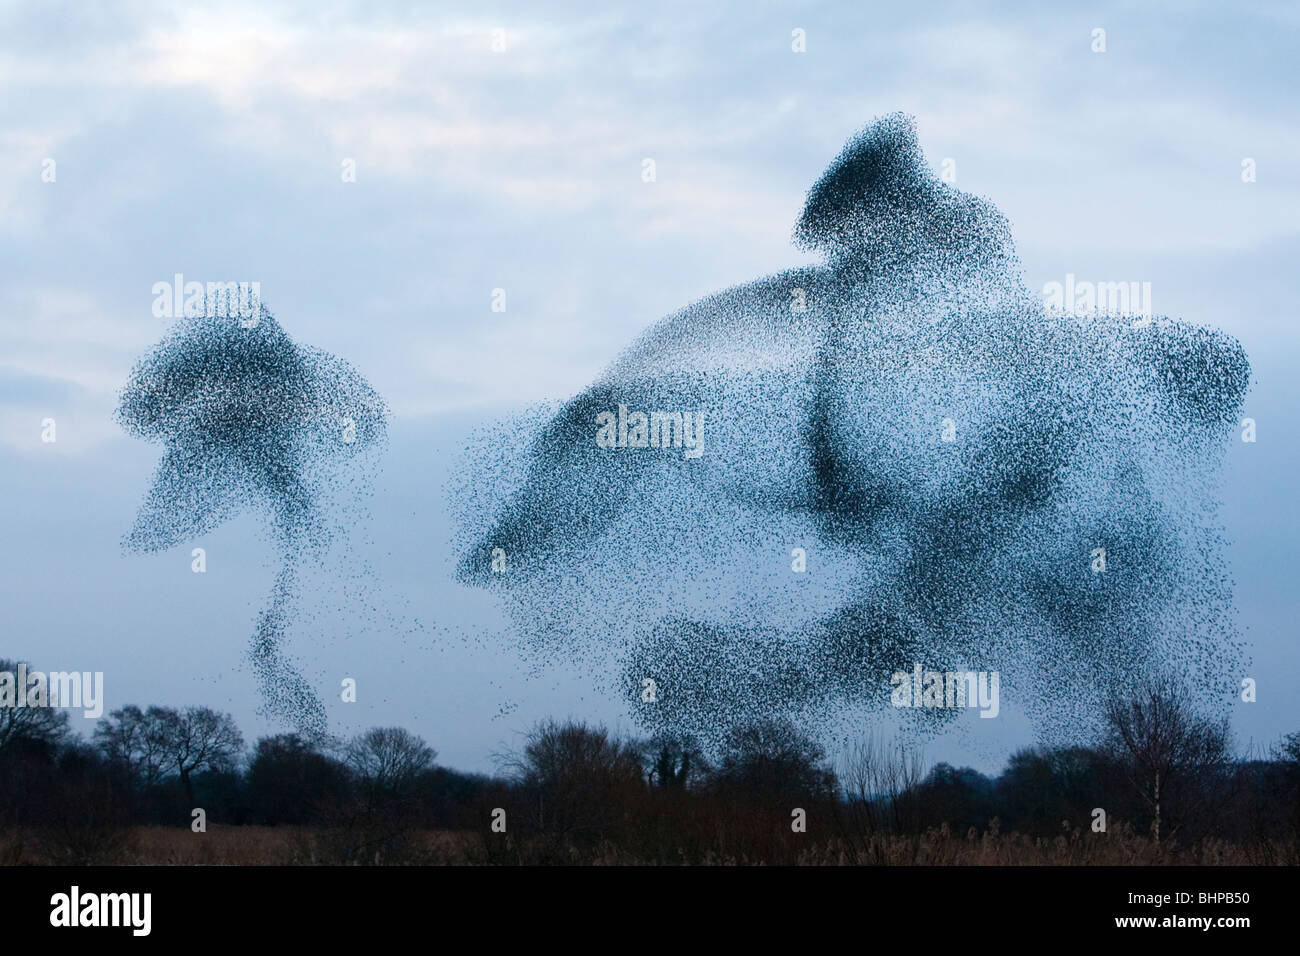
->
[2, 660, 1299, 864]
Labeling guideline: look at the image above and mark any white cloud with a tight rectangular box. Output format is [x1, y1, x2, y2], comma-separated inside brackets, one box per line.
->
[0, 0, 1295, 428]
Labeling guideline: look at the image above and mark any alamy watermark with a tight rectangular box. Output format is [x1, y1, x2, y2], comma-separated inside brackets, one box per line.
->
[50, 886, 151, 936]
[1042, 273, 1152, 321]
[595, 404, 706, 458]
[0, 663, 103, 718]
[152, 274, 261, 325]
[891, 664, 1000, 718]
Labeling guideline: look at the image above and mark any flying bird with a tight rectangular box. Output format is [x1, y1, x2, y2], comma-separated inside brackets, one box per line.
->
[456, 113, 1249, 741]
[118, 305, 387, 737]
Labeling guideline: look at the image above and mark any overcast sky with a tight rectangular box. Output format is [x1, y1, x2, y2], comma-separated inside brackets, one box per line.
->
[2, 0, 1297, 772]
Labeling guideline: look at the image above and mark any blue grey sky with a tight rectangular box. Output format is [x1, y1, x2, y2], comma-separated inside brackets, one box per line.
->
[2, 0, 1297, 772]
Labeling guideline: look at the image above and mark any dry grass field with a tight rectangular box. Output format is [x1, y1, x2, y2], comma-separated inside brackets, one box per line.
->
[0, 824, 1280, 866]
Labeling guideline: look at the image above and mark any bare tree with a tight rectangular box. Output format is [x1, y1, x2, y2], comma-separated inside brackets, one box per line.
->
[835, 733, 926, 861]
[247, 734, 351, 824]
[712, 718, 838, 800]
[1103, 675, 1232, 844]
[1274, 732, 1300, 771]
[96, 705, 243, 804]
[501, 719, 644, 841]
[303, 728, 437, 864]
[93, 705, 169, 788]
[640, 733, 709, 790]
[156, 707, 245, 806]
[0, 660, 69, 756]
[344, 727, 436, 802]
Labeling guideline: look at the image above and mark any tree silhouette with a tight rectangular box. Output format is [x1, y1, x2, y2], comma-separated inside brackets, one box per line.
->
[641, 733, 708, 789]
[1103, 676, 1231, 844]
[0, 659, 70, 756]
[503, 719, 643, 843]
[712, 718, 837, 800]
[344, 727, 436, 807]
[95, 705, 243, 805]
[248, 734, 350, 824]
[94, 705, 170, 789]
[156, 707, 245, 806]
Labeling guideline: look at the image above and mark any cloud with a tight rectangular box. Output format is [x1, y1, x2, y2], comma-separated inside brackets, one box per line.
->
[0, 0, 1294, 428]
